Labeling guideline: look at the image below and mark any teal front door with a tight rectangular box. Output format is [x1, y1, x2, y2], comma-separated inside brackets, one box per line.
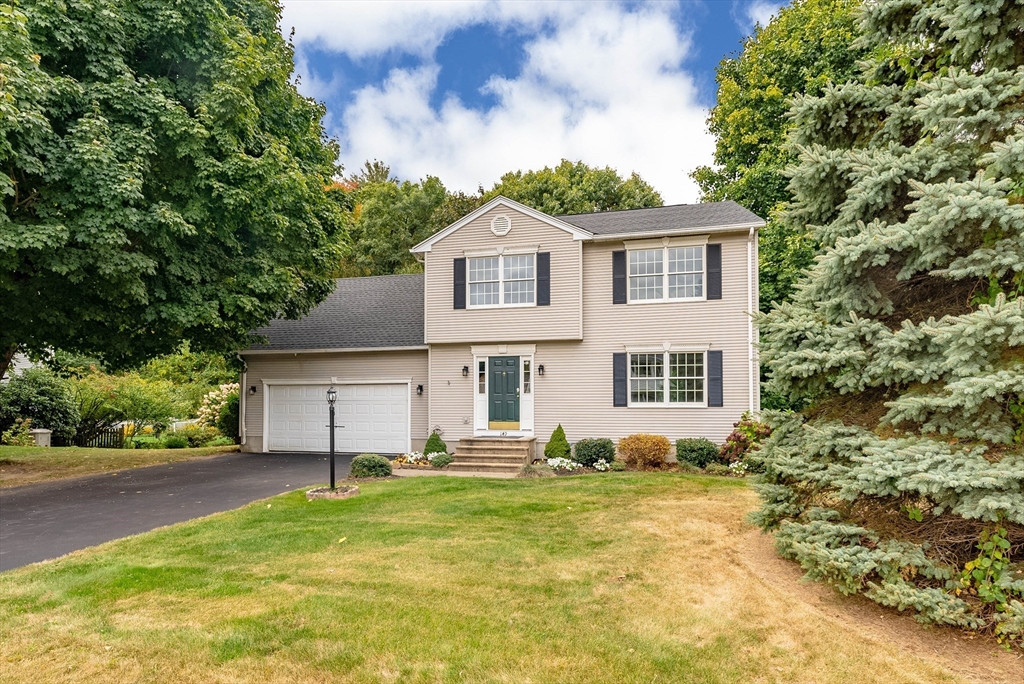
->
[488, 356, 520, 429]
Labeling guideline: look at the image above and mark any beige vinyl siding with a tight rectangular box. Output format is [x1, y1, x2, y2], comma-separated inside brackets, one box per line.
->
[424, 205, 582, 343]
[240, 350, 429, 453]
[426, 344, 478, 453]
[425, 231, 757, 457]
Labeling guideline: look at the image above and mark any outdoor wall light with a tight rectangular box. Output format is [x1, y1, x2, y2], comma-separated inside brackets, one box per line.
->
[416, 385, 424, 395]
[248, 385, 257, 395]
[538, 365, 545, 376]
[462, 365, 469, 377]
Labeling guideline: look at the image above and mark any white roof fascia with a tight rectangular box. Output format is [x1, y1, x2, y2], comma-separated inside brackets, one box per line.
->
[241, 345, 429, 356]
[410, 196, 593, 253]
[585, 221, 764, 243]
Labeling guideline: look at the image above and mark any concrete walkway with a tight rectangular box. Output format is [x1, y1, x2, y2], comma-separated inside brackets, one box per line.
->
[0, 451, 350, 572]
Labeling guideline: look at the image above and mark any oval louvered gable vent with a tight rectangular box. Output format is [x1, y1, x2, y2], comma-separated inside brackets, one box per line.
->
[490, 214, 511, 236]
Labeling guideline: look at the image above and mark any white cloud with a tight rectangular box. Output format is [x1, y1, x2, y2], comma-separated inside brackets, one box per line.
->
[737, 0, 784, 32]
[282, 1, 715, 203]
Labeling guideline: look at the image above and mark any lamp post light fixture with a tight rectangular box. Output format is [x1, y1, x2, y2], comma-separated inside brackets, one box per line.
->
[326, 386, 337, 490]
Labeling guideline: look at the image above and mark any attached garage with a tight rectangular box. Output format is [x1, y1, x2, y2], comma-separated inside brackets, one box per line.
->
[266, 383, 410, 454]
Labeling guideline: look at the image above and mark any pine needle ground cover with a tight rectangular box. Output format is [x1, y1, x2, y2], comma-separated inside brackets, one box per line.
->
[755, 0, 1024, 646]
[0, 445, 239, 489]
[0, 475, 978, 683]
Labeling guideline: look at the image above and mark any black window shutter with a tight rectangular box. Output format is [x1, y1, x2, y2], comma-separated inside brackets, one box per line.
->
[613, 353, 627, 407]
[612, 250, 627, 304]
[453, 258, 466, 309]
[708, 350, 723, 407]
[707, 243, 722, 300]
[537, 252, 550, 306]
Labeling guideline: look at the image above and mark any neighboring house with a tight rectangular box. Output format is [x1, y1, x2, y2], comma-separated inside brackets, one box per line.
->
[1, 353, 37, 382]
[239, 196, 764, 458]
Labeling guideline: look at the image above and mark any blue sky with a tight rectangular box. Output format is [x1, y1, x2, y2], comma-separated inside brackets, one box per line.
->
[280, 1, 787, 203]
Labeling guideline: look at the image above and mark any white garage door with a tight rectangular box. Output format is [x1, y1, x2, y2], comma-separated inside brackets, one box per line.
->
[267, 384, 409, 454]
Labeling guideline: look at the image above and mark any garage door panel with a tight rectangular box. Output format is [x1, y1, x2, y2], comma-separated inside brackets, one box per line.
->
[268, 383, 408, 454]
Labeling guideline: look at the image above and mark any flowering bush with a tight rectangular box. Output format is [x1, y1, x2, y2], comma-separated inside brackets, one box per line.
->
[593, 458, 611, 472]
[196, 383, 239, 427]
[728, 461, 748, 476]
[547, 457, 582, 471]
[396, 451, 429, 464]
[719, 413, 771, 463]
[1, 418, 35, 446]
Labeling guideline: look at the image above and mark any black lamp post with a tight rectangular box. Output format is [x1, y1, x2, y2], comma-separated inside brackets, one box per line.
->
[326, 386, 337, 490]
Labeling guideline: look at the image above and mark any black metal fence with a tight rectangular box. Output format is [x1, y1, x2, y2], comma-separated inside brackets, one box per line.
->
[52, 427, 125, 449]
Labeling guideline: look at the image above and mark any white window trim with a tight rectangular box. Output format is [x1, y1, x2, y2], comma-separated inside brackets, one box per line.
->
[467, 253, 537, 309]
[626, 350, 708, 408]
[626, 242, 707, 305]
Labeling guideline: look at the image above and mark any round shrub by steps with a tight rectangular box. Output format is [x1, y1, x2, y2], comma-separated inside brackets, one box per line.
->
[430, 453, 453, 469]
[350, 453, 392, 478]
[676, 438, 720, 468]
[573, 438, 615, 467]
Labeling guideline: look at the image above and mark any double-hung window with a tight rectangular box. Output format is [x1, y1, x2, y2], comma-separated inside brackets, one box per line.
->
[468, 254, 535, 307]
[628, 246, 704, 302]
[629, 351, 705, 406]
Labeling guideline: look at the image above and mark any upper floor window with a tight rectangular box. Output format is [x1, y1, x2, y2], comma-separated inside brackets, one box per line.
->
[469, 254, 535, 308]
[629, 246, 704, 302]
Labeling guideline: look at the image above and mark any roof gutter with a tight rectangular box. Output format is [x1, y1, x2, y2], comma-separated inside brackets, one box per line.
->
[585, 221, 765, 243]
[240, 345, 429, 356]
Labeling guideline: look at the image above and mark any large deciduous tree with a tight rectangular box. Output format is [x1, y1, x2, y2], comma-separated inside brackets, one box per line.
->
[0, 0, 344, 379]
[755, 0, 1024, 643]
[691, 0, 865, 310]
[483, 159, 662, 216]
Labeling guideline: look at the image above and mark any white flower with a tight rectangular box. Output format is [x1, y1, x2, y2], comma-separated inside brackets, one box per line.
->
[593, 459, 610, 472]
[547, 457, 582, 471]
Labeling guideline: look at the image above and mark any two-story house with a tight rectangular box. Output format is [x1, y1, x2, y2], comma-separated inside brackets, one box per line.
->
[238, 196, 763, 461]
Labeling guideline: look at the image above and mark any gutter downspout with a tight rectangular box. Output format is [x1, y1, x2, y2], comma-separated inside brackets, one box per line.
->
[236, 353, 248, 447]
[747, 227, 756, 415]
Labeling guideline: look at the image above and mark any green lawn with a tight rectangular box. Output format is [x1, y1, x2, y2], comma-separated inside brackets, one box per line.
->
[0, 474, 975, 683]
[0, 444, 239, 488]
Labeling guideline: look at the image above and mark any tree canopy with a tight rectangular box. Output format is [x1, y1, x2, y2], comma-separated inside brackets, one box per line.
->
[691, 0, 866, 309]
[0, 0, 344, 379]
[483, 159, 662, 216]
[754, 0, 1024, 642]
[337, 159, 663, 277]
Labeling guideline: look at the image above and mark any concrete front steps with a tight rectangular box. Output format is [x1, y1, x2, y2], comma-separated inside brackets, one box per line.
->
[448, 437, 535, 475]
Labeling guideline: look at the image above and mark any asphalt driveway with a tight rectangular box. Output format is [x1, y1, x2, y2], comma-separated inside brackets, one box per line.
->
[0, 451, 352, 572]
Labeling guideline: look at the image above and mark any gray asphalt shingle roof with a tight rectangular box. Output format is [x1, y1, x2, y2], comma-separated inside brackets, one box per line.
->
[247, 274, 424, 352]
[559, 201, 763, 236]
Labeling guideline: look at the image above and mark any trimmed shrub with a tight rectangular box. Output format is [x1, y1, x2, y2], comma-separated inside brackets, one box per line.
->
[430, 452, 453, 469]
[350, 453, 392, 478]
[609, 460, 626, 472]
[704, 463, 733, 477]
[163, 434, 188, 449]
[544, 424, 570, 459]
[217, 393, 240, 442]
[424, 431, 447, 455]
[618, 433, 670, 470]
[573, 438, 615, 467]
[0, 367, 79, 440]
[676, 438, 720, 468]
